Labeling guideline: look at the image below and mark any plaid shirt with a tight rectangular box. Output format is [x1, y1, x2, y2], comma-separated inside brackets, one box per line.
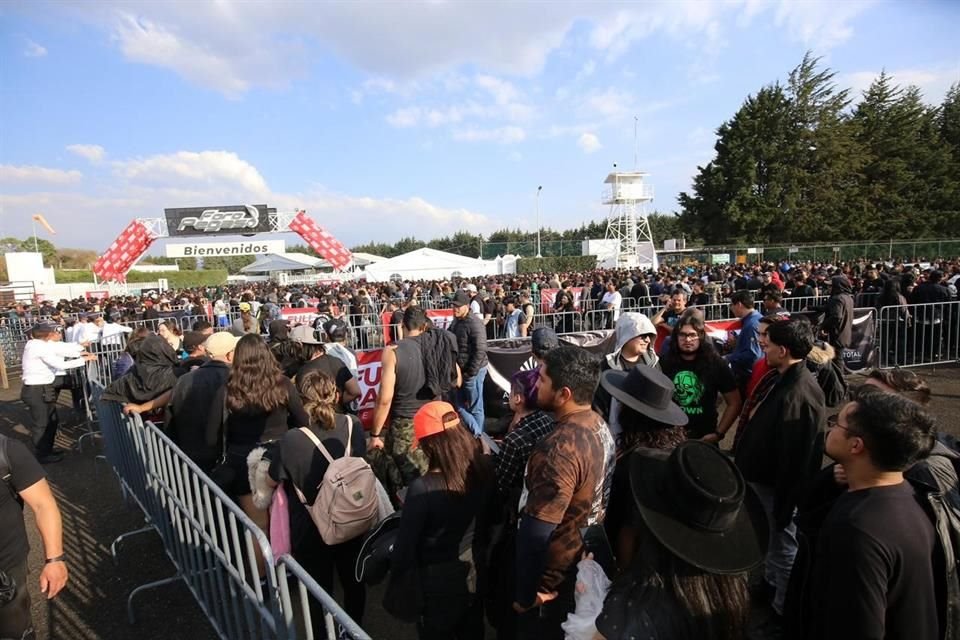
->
[495, 410, 556, 496]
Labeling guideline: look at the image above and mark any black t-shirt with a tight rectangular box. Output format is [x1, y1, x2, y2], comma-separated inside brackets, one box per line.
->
[660, 355, 737, 438]
[297, 354, 353, 393]
[808, 482, 938, 640]
[0, 437, 45, 570]
[269, 414, 366, 550]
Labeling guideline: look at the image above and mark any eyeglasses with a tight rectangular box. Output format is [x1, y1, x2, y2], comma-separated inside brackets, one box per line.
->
[827, 414, 859, 435]
[678, 332, 700, 341]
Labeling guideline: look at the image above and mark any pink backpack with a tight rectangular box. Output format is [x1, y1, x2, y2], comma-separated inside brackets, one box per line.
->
[294, 418, 379, 545]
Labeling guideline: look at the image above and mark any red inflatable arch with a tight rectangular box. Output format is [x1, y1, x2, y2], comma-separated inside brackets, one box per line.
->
[93, 206, 352, 282]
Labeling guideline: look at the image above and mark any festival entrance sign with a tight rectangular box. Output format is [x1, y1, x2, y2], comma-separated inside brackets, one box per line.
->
[92, 206, 352, 282]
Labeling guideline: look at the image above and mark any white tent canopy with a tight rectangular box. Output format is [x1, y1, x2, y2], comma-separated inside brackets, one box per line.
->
[363, 247, 500, 282]
[240, 252, 328, 273]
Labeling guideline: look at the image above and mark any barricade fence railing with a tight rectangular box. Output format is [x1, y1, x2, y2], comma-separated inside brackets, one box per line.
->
[877, 301, 960, 369]
[5, 298, 959, 378]
[92, 391, 370, 639]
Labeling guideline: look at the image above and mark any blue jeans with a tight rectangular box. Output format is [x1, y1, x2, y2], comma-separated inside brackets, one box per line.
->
[456, 366, 487, 436]
[751, 482, 799, 615]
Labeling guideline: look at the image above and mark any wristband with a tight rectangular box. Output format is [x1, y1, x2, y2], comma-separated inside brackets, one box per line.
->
[370, 432, 383, 438]
[45, 555, 66, 564]
[713, 431, 725, 439]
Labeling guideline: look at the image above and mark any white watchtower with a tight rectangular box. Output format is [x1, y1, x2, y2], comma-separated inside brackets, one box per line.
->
[602, 171, 658, 269]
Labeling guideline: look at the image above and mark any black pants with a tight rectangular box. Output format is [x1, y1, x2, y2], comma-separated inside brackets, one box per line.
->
[0, 560, 35, 640]
[20, 384, 59, 457]
[293, 531, 366, 631]
[418, 597, 483, 640]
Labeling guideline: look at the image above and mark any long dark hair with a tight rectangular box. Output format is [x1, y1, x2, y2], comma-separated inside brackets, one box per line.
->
[878, 277, 904, 307]
[226, 334, 287, 413]
[618, 405, 687, 452]
[418, 425, 490, 495]
[663, 314, 724, 367]
[607, 520, 750, 640]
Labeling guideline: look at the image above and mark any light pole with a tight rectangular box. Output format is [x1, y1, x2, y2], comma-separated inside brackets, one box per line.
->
[536, 185, 542, 258]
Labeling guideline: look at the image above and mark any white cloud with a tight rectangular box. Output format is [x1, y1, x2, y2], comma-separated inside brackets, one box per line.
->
[386, 107, 422, 128]
[0, 150, 494, 248]
[452, 126, 526, 144]
[0, 165, 82, 185]
[581, 87, 637, 119]
[66, 144, 106, 163]
[24, 39, 47, 58]
[769, 0, 875, 51]
[840, 65, 960, 104]
[475, 74, 519, 105]
[578, 133, 602, 154]
[114, 150, 270, 196]
[48, 2, 875, 97]
[111, 12, 304, 98]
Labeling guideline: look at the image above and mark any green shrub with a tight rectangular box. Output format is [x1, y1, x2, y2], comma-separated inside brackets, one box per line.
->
[516, 256, 597, 274]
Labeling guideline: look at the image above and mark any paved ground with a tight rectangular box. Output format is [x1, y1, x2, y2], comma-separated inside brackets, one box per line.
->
[3, 365, 960, 640]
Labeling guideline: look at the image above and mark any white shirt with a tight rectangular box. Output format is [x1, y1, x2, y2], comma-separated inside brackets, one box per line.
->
[49, 341, 85, 375]
[469, 299, 482, 318]
[22, 339, 87, 385]
[79, 322, 101, 344]
[99, 322, 133, 347]
[601, 291, 623, 321]
[325, 342, 358, 377]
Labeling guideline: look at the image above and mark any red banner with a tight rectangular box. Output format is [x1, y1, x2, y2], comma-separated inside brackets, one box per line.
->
[288, 210, 353, 270]
[93, 220, 154, 282]
[356, 348, 384, 427]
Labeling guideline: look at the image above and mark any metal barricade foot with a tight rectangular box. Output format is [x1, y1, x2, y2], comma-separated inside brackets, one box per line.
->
[111, 524, 156, 564]
[76, 430, 101, 452]
[127, 574, 184, 624]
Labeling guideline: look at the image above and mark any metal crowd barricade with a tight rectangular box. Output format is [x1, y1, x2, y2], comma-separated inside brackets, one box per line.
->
[877, 301, 960, 368]
[91, 394, 368, 639]
[138, 418, 282, 637]
[275, 556, 371, 640]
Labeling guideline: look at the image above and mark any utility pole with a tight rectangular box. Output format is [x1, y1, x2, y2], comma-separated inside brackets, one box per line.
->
[536, 186, 543, 258]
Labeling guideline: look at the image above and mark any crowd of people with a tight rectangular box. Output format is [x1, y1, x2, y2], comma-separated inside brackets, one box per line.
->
[2, 255, 960, 640]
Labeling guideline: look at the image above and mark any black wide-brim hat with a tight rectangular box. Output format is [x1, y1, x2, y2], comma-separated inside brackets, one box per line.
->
[629, 442, 768, 574]
[600, 366, 689, 427]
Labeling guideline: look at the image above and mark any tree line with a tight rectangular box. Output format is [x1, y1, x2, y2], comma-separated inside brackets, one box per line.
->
[677, 52, 960, 244]
[342, 214, 684, 259]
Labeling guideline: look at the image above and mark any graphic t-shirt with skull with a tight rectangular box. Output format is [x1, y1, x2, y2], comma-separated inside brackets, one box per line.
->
[661, 356, 737, 438]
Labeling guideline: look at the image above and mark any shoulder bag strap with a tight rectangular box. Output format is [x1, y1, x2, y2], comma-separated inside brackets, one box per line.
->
[344, 414, 354, 458]
[297, 427, 336, 465]
[220, 387, 229, 461]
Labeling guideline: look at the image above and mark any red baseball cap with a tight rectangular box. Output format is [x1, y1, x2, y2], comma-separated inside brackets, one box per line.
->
[413, 401, 462, 445]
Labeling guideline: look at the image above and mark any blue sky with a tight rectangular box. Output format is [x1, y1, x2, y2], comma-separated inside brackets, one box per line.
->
[1, 0, 958, 255]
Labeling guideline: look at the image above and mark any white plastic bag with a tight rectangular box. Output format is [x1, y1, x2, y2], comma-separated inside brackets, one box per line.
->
[561, 556, 612, 640]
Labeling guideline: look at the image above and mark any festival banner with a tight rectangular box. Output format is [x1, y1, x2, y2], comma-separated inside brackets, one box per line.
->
[844, 308, 876, 371]
[281, 306, 320, 326]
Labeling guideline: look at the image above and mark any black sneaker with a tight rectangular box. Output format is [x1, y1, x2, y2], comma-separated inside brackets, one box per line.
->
[37, 451, 65, 464]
